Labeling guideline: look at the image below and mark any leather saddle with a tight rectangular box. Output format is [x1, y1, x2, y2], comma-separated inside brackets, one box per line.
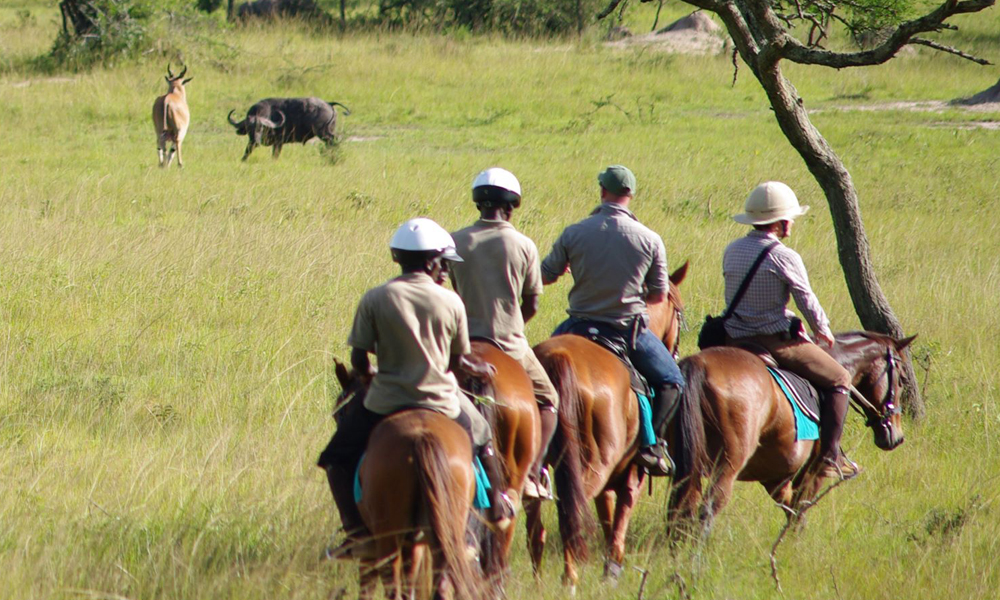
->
[730, 341, 820, 422]
[559, 320, 651, 398]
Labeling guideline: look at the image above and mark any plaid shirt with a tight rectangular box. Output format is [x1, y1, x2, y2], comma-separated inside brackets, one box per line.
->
[722, 230, 832, 340]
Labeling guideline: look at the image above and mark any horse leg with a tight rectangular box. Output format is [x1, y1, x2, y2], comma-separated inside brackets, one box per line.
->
[667, 466, 703, 537]
[701, 465, 739, 538]
[408, 542, 426, 600]
[595, 490, 614, 547]
[523, 498, 546, 577]
[562, 543, 579, 594]
[358, 561, 378, 600]
[605, 466, 642, 581]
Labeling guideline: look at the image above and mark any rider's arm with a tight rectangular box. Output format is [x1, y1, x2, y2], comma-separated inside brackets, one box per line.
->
[350, 347, 375, 378]
[779, 250, 834, 344]
[643, 237, 669, 305]
[540, 234, 569, 285]
[521, 293, 540, 323]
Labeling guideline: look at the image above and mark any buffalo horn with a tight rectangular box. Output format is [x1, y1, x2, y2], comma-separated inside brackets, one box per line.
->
[227, 110, 244, 128]
[270, 109, 286, 128]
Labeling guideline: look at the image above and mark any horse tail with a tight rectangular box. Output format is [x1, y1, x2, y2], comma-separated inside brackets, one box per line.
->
[540, 349, 591, 562]
[413, 432, 479, 600]
[674, 356, 709, 485]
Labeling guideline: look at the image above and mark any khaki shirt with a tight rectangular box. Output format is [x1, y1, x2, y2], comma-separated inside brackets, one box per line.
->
[541, 203, 668, 329]
[450, 219, 543, 360]
[347, 272, 469, 419]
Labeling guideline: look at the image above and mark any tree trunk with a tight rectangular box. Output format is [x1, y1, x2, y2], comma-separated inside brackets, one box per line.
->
[339, 0, 346, 30]
[755, 60, 924, 418]
[227, 0, 235, 21]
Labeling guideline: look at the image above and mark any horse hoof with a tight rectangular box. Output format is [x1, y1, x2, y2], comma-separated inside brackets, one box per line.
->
[603, 559, 623, 582]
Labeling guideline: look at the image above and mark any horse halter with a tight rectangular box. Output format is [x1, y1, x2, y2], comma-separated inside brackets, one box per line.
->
[849, 345, 900, 430]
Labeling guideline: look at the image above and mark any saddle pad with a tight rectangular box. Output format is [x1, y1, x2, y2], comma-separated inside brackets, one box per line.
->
[354, 453, 492, 510]
[766, 367, 820, 441]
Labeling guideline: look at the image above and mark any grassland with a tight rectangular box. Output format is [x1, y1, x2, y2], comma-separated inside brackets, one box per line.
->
[1, 1, 999, 599]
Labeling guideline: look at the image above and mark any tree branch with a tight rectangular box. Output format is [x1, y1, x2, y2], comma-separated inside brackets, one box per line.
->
[910, 37, 993, 65]
[596, 0, 626, 19]
[781, 0, 996, 67]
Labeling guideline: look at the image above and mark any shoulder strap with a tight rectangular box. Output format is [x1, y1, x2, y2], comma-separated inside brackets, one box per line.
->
[721, 240, 779, 320]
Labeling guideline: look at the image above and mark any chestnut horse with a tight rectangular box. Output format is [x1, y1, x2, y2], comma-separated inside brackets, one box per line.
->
[668, 332, 914, 535]
[455, 341, 540, 579]
[333, 365, 482, 600]
[526, 263, 688, 589]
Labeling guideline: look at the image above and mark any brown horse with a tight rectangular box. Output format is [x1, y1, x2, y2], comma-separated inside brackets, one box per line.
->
[455, 341, 540, 578]
[526, 263, 688, 589]
[333, 365, 482, 600]
[668, 332, 914, 536]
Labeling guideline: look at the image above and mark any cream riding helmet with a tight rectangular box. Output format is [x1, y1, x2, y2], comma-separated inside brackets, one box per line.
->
[390, 218, 463, 262]
[472, 167, 522, 208]
[733, 181, 810, 225]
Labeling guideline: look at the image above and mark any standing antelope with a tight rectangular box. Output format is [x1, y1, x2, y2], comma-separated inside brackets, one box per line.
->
[152, 64, 192, 168]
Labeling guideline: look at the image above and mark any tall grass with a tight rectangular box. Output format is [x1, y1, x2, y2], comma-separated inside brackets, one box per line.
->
[1, 2, 999, 598]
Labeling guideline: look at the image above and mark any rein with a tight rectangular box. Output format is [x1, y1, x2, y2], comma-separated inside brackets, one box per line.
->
[848, 345, 899, 428]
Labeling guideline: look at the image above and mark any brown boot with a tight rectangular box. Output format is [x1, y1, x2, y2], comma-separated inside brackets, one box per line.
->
[524, 407, 557, 500]
[817, 386, 862, 480]
[478, 442, 514, 530]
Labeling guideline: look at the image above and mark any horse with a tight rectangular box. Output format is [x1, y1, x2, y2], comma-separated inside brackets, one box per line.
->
[455, 340, 540, 580]
[668, 331, 915, 536]
[525, 262, 688, 589]
[332, 363, 483, 600]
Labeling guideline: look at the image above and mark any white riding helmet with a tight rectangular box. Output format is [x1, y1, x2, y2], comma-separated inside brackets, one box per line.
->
[472, 167, 521, 196]
[472, 167, 522, 208]
[389, 218, 463, 262]
[733, 181, 810, 225]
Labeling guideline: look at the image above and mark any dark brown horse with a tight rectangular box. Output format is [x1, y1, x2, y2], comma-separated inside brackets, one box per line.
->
[668, 332, 914, 535]
[526, 263, 688, 589]
[455, 341, 540, 577]
[333, 364, 482, 600]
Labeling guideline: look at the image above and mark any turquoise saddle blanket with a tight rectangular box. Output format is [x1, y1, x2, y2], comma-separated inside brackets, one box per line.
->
[766, 367, 820, 441]
[354, 453, 492, 510]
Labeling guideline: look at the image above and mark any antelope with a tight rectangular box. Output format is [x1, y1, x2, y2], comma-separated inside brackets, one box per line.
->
[152, 64, 192, 168]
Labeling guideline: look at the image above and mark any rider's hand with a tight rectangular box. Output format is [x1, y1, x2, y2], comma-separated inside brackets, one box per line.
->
[815, 331, 836, 348]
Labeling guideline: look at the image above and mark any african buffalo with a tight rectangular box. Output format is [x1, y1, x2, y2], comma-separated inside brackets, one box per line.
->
[226, 97, 350, 161]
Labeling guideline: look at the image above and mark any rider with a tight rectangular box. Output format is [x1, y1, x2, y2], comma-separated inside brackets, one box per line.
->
[540, 165, 684, 477]
[318, 217, 513, 558]
[450, 167, 560, 501]
[724, 181, 859, 480]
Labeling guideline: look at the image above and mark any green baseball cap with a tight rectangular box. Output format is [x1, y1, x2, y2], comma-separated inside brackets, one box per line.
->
[598, 165, 636, 196]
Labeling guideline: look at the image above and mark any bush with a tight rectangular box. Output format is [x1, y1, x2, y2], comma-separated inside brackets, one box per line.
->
[375, 0, 604, 35]
[195, 0, 226, 13]
[50, 0, 151, 69]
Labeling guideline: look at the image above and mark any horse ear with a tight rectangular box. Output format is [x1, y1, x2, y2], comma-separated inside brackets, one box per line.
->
[669, 260, 689, 286]
[334, 360, 351, 387]
[894, 334, 917, 351]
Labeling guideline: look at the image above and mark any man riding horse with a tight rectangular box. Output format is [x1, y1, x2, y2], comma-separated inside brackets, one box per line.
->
[318, 218, 514, 558]
[450, 168, 560, 500]
[540, 165, 684, 477]
[722, 181, 859, 480]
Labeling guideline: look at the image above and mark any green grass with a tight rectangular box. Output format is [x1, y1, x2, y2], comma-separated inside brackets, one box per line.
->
[1, 2, 1000, 599]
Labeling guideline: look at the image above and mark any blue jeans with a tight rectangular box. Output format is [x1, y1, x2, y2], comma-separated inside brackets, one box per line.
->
[553, 317, 684, 390]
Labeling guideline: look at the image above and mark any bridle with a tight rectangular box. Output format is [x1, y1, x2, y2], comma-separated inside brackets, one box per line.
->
[667, 295, 687, 360]
[848, 344, 900, 431]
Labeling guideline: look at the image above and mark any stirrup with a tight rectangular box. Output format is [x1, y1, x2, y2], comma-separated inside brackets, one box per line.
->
[324, 534, 376, 561]
[487, 492, 515, 531]
[636, 443, 674, 477]
[818, 455, 861, 481]
[523, 467, 554, 500]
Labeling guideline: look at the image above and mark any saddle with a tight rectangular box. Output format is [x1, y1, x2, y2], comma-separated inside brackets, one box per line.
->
[731, 341, 820, 440]
[560, 320, 651, 398]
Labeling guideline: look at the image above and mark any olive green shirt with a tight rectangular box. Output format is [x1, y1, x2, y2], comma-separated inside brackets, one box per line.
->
[450, 219, 543, 360]
[347, 272, 470, 419]
[541, 203, 668, 329]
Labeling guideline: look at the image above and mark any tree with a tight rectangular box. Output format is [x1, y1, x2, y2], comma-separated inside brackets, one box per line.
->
[601, 0, 995, 418]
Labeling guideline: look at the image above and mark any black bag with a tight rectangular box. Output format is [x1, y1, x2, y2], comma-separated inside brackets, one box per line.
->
[697, 315, 728, 350]
[697, 241, 780, 350]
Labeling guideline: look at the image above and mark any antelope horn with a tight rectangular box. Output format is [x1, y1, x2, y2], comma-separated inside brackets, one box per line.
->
[167, 62, 174, 79]
[177, 65, 188, 79]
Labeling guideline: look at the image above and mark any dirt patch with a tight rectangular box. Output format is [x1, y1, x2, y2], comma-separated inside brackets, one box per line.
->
[605, 11, 726, 56]
[345, 136, 384, 142]
[929, 120, 1000, 130]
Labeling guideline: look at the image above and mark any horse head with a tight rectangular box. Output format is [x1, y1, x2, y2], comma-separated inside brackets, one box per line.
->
[650, 260, 688, 358]
[332, 359, 370, 424]
[836, 332, 916, 451]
